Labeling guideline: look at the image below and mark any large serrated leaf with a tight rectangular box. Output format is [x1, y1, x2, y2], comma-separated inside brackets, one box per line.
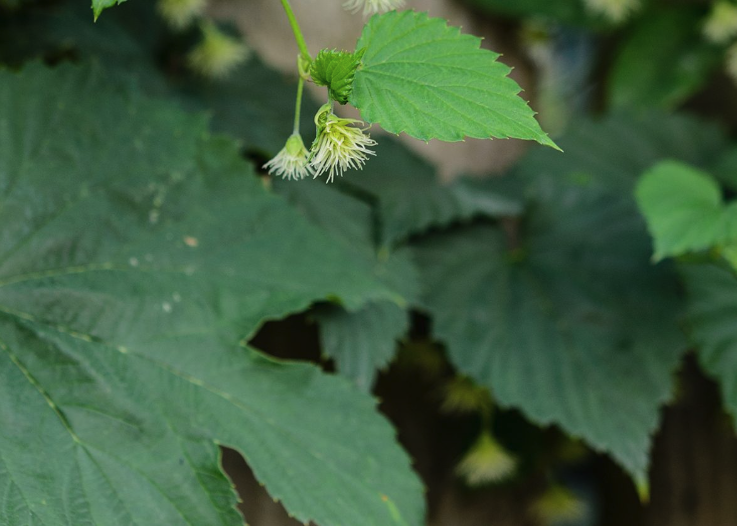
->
[636, 161, 737, 260]
[412, 176, 684, 483]
[0, 64, 424, 526]
[350, 11, 556, 147]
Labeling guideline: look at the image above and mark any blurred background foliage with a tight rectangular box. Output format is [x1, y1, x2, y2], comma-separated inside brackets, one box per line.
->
[3, 0, 737, 525]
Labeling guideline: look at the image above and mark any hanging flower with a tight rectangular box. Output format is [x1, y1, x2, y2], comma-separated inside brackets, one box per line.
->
[441, 375, 493, 415]
[530, 485, 587, 525]
[264, 134, 313, 180]
[704, 1, 737, 44]
[343, 0, 406, 16]
[310, 105, 377, 183]
[456, 431, 517, 486]
[157, 0, 207, 30]
[582, 0, 641, 23]
[188, 22, 250, 79]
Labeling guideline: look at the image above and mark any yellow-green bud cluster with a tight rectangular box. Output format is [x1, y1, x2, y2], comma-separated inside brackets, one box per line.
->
[188, 22, 250, 79]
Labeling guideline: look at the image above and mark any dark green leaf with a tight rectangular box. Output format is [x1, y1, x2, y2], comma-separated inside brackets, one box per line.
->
[316, 301, 408, 391]
[337, 138, 524, 247]
[681, 262, 737, 425]
[0, 63, 424, 526]
[413, 177, 684, 483]
[519, 112, 728, 194]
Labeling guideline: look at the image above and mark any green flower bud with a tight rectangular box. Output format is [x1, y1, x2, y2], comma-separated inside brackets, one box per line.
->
[188, 22, 250, 79]
[456, 431, 517, 486]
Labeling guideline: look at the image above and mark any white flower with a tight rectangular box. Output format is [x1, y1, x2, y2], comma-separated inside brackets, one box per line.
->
[582, 0, 641, 23]
[704, 1, 737, 44]
[188, 22, 250, 79]
[343, 0, 405, 16]
[310, 108, 377, 183]
[264, 134, 314, 180]
[157, 0, 207, 30]
[456, 431, 517, 486]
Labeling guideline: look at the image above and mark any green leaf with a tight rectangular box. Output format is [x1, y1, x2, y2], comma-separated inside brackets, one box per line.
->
[0, 63, 424, 526]
[350, 11, 557, 147]
[274, 177, 419, 389]
[336, 138, 523, 247]
[608, 9, 723, 110]
[681, 262, 737, 425]
[92, 0, 126, 19]
[412, 178, 684, 483]
[316, 301, 408, 391]
[636, 160, 737, 260]
[708, 146, 737, 193]
[310, 48, 365, 105]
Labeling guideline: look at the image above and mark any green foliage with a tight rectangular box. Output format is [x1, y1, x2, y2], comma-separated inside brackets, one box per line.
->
[351, 11, 557, 146]
[316, 301, 408, 391]
[608, 9, 723, 109]
[337, 138, 524, 247]
[681, 263, 737, 425]
[310, 48, 365, 104]
[6, 0, 737, 519]
[636, 160, 737, 260]
[412, 176, 684, 483]
[518, 111, 728, 194]
[0, 63, 424, 526]
[92, 0, 127, 19]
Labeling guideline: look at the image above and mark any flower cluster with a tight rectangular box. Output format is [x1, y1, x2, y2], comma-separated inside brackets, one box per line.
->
[188, 22, 250, 78]
[157, 0, 207, 30]
[582, 0, 641, 23]
[455, 431, 517, 486]
[343, 0, 406, 17]
[704, 1, 737, 44]
[264, 105, 377, 184]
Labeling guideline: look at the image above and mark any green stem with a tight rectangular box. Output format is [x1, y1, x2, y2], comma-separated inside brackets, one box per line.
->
[293, 77, 304, 134]
[280, 0, 311, 61]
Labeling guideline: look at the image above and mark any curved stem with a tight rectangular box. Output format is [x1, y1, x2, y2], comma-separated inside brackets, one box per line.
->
[280, 0, 312, 61]
[293, 77, 305, 134]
